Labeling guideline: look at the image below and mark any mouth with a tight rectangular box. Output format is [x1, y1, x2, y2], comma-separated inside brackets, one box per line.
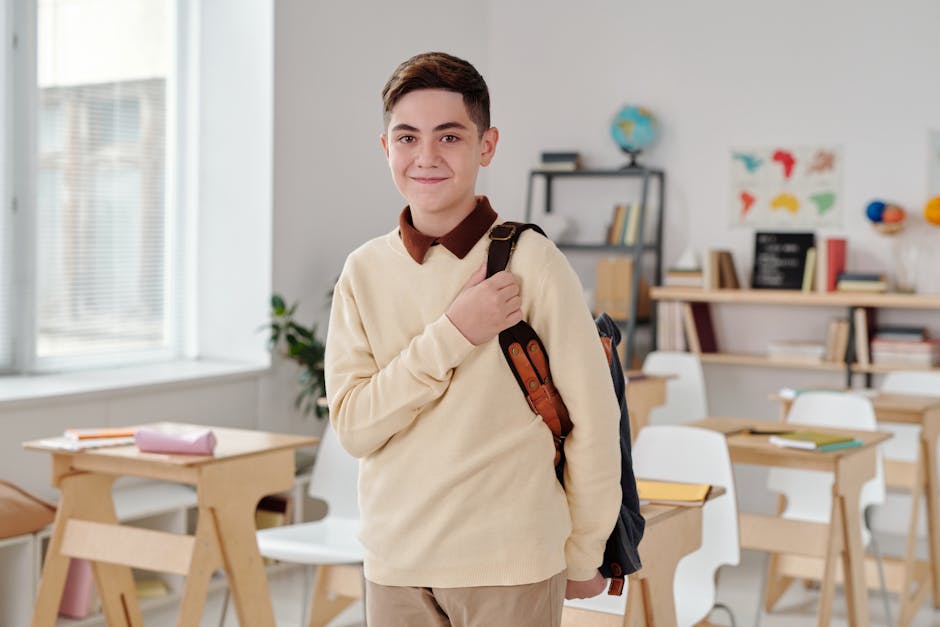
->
[411, 176, 448, 184]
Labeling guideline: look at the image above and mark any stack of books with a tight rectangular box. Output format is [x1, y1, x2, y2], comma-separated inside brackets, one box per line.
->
[606, 202, 644, 245]
[769, 430, 862, 452]
[836, 272, 888, 293]
[871, 338, 940, 367]
[767, 340, 826, 364]
[664, 267, 704, 287]
[539, 151, 582, 171]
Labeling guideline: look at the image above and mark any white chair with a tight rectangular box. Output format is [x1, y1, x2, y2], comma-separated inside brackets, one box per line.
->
[641, 351, 709, 425]
[633, 425, 739, 627]
[880, 371, 940, 464]
[762, 392, 890, 624]
[254, 424, 363, 627]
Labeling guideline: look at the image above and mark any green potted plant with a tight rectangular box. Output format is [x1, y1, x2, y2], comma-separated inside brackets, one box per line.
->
[267, 294, 327, 418]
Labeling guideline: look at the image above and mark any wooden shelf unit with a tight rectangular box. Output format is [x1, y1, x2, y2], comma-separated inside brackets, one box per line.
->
[525, 166, 666, 367]
[651, 286, 940, 384]
[650, 287, 940, 310]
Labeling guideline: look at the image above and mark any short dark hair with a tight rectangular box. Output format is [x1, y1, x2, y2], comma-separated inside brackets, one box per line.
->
[382, 52, 490, 137]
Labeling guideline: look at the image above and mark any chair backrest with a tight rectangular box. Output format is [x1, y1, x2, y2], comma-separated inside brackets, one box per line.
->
[879, 371, 940, 462]
[641, 351, 708, 425]
[766, 392, 885, 543]
[307, 423, 359, 519]
[632, 425, 739, 627]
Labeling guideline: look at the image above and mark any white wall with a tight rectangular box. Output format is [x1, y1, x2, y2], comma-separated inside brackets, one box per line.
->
[271, 0, 940, 529]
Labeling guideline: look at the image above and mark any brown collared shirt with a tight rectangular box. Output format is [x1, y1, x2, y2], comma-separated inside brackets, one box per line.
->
[398, 196, 498, 264]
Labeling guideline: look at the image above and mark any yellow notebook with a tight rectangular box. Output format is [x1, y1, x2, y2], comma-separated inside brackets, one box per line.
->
[636, 479, 711, 505]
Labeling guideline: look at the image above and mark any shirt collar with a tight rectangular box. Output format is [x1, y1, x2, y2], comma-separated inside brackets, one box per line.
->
[398, 196, 498, 264]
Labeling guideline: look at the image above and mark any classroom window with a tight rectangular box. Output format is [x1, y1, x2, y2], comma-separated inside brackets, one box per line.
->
[3, 0, 185, 372]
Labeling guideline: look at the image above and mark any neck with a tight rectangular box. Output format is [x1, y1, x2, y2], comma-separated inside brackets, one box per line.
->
[411, 196, 477, 238]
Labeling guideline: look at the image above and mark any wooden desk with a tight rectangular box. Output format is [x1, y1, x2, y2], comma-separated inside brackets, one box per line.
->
[774, 390, 940, 624]
[690, 417, 890, 627]
[24, 423, 317, 627]
[562, 488, 724, 627]
[624, 371, 673, 442]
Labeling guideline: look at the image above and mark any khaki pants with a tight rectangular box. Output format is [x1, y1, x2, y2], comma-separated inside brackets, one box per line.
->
[365, 570, 567, 627]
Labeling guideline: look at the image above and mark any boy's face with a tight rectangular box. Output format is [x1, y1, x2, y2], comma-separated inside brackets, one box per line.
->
[381, 89, 498, 223]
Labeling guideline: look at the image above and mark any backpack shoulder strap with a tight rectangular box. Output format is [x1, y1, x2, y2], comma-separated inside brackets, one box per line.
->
[486, 221, 573, 471]
[486, 221, 546, 277]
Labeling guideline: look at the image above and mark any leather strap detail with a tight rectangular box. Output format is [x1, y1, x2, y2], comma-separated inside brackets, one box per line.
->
[488, 221, 571, 469]
[600, 336, 614, 366]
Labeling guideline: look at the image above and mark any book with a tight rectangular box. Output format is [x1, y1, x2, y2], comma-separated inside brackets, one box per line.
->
[717, 251, 740, 289]
[837, 278, 887, 293]
[608, 204, 628, 245]
[681, 302, 718, 353]
[853, 307, 875, 366]
[636, 479, 711, 505]
[37, 436, 136, 451]
[769, 430, 861, 451]
[64, 427, 137, 441]
[825, 238, 847, 292]
[752, 232, 816, 290]
[828, 319, 850, 362]
[623, 201, 642, 245]
[539, 151, 582, 171]
[801, 247, 816, 292]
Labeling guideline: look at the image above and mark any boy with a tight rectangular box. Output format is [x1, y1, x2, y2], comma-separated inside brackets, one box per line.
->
[325, 51, 621, 626]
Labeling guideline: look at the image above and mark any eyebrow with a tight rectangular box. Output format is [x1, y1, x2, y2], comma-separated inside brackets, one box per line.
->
[391, 122, 470, 133]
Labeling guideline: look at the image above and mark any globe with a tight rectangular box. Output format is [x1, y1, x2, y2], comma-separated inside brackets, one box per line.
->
[610, 105, 657, 168]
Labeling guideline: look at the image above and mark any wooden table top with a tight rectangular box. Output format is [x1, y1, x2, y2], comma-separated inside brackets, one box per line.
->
[23, 422, 318, 467]
[688, 417, 891, 472]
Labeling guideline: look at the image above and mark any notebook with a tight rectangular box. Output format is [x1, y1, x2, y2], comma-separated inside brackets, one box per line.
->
[636, 479, 711, 505]
[769, 430, 862, 452]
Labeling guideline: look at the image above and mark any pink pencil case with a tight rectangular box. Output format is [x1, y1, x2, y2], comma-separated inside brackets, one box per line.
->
[135, 428, 217, 455]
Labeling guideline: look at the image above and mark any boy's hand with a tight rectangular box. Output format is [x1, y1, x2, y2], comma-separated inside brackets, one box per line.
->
[565, 571, 607, 599]
[446, 263, 522, 346]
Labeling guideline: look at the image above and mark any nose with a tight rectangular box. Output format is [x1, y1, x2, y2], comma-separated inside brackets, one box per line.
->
[416, 141, 440, 167]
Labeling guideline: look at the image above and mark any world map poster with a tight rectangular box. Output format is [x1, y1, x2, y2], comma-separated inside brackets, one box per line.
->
[730, 145, 843, 227]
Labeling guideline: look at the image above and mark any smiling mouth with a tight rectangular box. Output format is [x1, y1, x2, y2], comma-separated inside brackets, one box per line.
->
[412, 177, 447, 184]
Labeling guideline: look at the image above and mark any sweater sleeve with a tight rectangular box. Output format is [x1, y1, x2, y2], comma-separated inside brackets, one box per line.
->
[529, 247, 622, 582]
[325, 270, 477, 458]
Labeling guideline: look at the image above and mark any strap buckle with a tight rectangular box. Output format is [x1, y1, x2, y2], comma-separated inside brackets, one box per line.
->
[489, 223, 517, 241]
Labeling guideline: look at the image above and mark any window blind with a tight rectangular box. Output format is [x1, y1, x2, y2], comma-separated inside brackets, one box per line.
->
[34, 0, 174, 366]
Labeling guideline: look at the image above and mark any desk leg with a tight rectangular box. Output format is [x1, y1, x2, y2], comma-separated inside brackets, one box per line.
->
[176, 505, 223, 627]
[921, 410, 940, 607]
[32, 471, 143, 627]
[194, 451, 295, 627]
[835, 450, 874, 627]
[626, 507, 702, 627]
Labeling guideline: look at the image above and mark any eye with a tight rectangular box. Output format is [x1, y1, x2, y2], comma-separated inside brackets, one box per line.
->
[397, 135, 416, 144]
[441, 134, 460, 143]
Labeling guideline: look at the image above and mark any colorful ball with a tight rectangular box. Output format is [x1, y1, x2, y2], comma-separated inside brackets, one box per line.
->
[865, 200, 886, 223]
[882, 205, 906, 223]
[926, 196, 940, 226]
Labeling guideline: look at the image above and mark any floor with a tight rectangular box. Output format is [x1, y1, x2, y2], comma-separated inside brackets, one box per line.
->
[152, 545, 940, 627]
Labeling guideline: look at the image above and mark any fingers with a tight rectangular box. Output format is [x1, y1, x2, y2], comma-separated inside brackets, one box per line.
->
[462, 262, 488, 290]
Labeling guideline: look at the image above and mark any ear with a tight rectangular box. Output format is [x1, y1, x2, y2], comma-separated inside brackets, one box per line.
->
[380, 133, 390, 158]
[479, 127, 499, 167]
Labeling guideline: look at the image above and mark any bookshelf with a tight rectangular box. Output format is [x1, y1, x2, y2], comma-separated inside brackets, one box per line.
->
[525, 167, 666, 367]
[651, 286, 940, 385]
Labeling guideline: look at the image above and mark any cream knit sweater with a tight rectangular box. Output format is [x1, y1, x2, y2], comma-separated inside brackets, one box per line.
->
[325, 218, 621, 588]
